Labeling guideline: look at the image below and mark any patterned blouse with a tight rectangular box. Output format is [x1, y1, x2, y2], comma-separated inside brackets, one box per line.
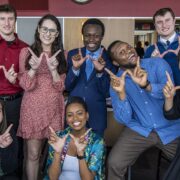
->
[44, 127, 106, 180]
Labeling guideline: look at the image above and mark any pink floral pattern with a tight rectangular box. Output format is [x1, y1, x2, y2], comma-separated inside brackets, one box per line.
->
[17, 47, 65, 139]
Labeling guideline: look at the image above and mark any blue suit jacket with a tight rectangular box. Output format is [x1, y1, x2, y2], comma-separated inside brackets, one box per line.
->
[144, 34, 180, 85]
[65, 46, 114, 132]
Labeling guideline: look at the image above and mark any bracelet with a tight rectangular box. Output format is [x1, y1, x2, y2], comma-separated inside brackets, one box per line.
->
[140, 80, 150, 89]
[77, 154, 85, 160]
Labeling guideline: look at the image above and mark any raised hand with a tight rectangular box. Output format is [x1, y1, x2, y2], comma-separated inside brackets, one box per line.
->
[48, 126, 68, 153]
[127, 57, 147, 87]
[72, 48, 87, 70]
[151, 48, 160, 57]
[0, 64, 17, 84]
[163, 71, 180, 99]
[0, 124, 13, 148]
[90, 48, 106, 72]
[105, 68, 127, 94]
[28, 48, 44, 70]
[45, 50, 61, 72]
[70, 128, 91, 156]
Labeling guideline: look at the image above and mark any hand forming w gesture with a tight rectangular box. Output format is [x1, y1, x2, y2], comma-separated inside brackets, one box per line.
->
[105, 68, 127, 93]
[127, 57, 148, 87]
[163, 71, 180, 99]
[70, 128, 91, 156]
[90, 48, 106, 72]
[72, 48, 88, 70]
[48, 126, 68, 153]
[0, 124, 13, 148]
[28, 48, 44, 70]
[45, 50, 61, 72]
[0, 64, 17, 84]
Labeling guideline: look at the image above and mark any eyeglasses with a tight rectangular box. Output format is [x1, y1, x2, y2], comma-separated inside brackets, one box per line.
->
[40, 26, 58, 36]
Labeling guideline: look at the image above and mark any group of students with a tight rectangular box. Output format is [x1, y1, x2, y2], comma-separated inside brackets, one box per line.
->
[0, 3, 180, 180]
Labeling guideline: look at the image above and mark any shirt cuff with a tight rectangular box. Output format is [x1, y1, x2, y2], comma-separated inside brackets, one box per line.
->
[96, 72, 103, 78]
[72, 67, 80, 76]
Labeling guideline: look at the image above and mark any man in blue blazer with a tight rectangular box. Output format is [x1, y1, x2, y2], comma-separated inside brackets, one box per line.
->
[65, 18, 114, 136]
[144, 7, 180, 85]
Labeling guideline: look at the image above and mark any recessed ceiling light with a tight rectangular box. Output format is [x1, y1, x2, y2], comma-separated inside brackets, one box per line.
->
[71, 0, 93, 5]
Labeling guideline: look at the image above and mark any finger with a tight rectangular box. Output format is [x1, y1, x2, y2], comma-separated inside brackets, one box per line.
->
[9, 64, 15, 71]
[40, 52, 45, 60]
[49, 126, 56, 135]
[175, 86, 180, 91]
[52, 49, 61, 59]
[166, 71, 173, 85]
[104, 68, 115, 77]
[136, 57, 140, 67]
[78, 48, 82, 57]
[99, 47, 104, 58]
[0, 65, 7, 74]
[80, 128, 92, 139]
[28, 48, 38, 59]
[69, 134, 75, 141]
[121, 71, 128, 81]
[4, 124, 13, 134]
[126, 69, 133, 77]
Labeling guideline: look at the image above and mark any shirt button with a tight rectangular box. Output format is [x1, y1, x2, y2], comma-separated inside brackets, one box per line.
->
[149, 113, 152, 116]
[154, 123, 157, 128]
[140, 90, 143, 93]
[5, 58, 7, 61]
[145, 101, 148, 104]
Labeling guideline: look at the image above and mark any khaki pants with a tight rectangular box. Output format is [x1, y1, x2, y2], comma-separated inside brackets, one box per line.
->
[107, 127, 178, 180]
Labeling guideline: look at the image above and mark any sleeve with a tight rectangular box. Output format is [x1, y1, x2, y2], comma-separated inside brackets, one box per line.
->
[18, 47, 38, 91]
[163, 91, 180, 120]
[144, 45, 155, 58]
[88, 138, 106, 176]
[1, 130, 18, 174]
[147, 58, 174, 99]
[110, 87, 133, 125]
[96, 51, 115, 98]
[65, 52, 80, 92]
[52, 73, 66, 92]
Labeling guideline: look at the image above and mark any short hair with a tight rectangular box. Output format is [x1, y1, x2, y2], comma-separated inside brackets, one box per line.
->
[0, 4, 17, 20]
[81, 18, 105, 36]
[145, 41, 149, 46]
[66, 96, 88, 113]
[108, 40, 125, 60]
[153, 7, 175, 23]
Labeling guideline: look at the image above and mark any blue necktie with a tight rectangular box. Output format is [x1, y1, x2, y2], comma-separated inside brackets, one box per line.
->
[85, 53, 94, 80]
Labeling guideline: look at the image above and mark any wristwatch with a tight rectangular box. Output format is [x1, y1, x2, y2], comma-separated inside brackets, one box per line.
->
[77, 154, 85, 160]
[140, 80, 150, 89]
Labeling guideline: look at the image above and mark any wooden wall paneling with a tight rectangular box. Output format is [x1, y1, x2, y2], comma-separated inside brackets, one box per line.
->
[64, 18, 135, 51]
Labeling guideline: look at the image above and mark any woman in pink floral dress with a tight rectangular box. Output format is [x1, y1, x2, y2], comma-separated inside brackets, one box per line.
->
[17, 14, 67, 180]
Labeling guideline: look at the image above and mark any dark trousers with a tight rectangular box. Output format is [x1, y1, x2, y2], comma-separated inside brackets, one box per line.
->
[107, 127, 178, 180]
[4, 96, 23, 178]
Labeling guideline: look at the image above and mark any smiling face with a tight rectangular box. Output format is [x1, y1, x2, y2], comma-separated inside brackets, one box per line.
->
[154, 12, 175, 39]
[38, 19, 59, 49]
[66, 103, 89, 132]
[111, 42, 138, 69]
[0, 12, 15, 37]
[83, 24, 103, 52]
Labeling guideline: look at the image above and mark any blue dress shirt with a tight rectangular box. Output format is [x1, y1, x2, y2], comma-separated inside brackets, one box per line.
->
[110, 57, 180, 145]
[85, 48, 102, 80]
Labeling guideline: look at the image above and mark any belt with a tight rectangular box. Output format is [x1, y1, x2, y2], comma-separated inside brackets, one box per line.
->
[0, 93, 23, 101]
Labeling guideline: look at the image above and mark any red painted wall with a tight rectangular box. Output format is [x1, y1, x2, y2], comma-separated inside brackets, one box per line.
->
[4, 0, 180, 17]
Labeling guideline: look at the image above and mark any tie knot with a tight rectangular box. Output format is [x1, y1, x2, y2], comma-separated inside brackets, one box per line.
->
[166, 40, 170, 46]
